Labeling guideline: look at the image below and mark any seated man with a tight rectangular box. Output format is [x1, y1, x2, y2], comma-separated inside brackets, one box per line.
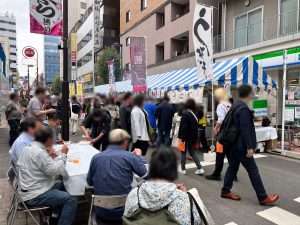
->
[17, 127, 78, 225]
[87, 129, 147, 222]
[43, 113, 63, 144]
[9, 118, 42, 165]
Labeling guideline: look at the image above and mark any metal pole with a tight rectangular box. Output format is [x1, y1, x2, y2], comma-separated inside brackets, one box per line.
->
[281, 49, 287, 151]
[36, 51, 39, 85]
[61, 0, 69, 141]
[27, 66, 30, 99]
[211, 6, 215, 150]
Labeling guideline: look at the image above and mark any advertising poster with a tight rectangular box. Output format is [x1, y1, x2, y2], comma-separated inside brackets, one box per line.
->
[76, 81, 83, 95]
[253, 100, 268, 117]
[107, 59, 115, 94]
[285, 107, 295, 122]
[193, 4, 213, 80]
[29, 0, 63, 36]
[69, 83, 75, 96]
[130, 37, 147, 92]
[295, 107, 300, 119]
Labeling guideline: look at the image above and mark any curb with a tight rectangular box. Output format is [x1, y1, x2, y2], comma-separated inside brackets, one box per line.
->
[267, 149, 300, 160]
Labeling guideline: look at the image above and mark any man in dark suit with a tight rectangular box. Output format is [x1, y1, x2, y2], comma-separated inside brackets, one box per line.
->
[221, 85, 279, 205]
[155, 96, 175, 148]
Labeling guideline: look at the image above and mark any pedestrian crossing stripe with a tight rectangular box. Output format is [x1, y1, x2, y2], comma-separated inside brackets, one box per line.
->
[294, 197, 300, 203]
[224, 223, 238, 225]
[182, 154, 267, 170]
[256, 206, 300, 225]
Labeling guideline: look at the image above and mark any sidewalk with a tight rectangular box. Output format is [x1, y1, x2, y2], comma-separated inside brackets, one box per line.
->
[0, 129, 90, 225]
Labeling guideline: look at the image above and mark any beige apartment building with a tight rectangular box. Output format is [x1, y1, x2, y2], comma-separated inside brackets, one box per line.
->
[120, 0, 219, 75]
[215, 0, 300, 126]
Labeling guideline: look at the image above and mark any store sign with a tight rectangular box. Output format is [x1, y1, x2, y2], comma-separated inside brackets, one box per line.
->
[23, 48, 35, 58]
[29, 0, 63, 36]
[193, 4, 213, 80]
[130, 37, 147, 92]
[253, 99, 268, 117]
[83, 74, 91, 83]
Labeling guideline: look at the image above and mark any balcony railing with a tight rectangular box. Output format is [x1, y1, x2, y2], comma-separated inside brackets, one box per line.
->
[214, 8, 300, 54]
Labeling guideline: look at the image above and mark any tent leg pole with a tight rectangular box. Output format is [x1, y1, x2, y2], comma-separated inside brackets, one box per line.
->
[211, 84, 215, 151]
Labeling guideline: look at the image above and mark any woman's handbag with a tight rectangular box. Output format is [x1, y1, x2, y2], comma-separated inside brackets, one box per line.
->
[178, 139, 185, 152]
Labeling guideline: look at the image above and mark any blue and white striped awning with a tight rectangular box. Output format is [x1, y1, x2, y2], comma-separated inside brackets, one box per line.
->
[94, 56, 277, 94]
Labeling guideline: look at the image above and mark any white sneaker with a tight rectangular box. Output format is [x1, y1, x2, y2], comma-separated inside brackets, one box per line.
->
[179, 169, 187, 175]
[195, 169, 205, 175]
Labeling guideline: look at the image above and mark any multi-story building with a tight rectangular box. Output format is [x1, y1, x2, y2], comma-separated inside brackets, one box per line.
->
[0, 43, 9, 127]
[0, 13, 17, 87]
[71, 0, 120, 97]
[68, 0, 93, 34]
[44, 35, 61, 85]
[214, 0, 300, 125]
[120, 0, 219, 75]
[0, 36, 10, 78]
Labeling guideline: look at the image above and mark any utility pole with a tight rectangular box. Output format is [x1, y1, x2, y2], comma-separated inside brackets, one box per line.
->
[61, 0, 69, 141]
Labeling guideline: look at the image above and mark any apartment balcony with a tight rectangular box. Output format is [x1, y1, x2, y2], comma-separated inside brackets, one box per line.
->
[214, 8, 300, 54]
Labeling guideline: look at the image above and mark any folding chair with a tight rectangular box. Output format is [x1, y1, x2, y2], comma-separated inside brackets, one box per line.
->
[6, 163, 18, 222]
[6, 167, 50, 225]
[88, 195, 127, 225]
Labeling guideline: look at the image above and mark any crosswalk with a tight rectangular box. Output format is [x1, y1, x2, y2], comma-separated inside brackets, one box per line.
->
[225, 198, 300, 225]
[183, 153, 267, 170]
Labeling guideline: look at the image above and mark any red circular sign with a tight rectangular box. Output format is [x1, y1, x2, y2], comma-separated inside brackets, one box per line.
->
[23, 48, 35, 58]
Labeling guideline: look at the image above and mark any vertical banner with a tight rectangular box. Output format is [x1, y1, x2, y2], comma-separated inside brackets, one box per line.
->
[193, 4, 213, 80]
[94, 0, 102, 48]
[76, 81, 83, 95]
[71, 33, 77, 81]
[130, 37, 147, 92]
[29, 0, 63, 36]
[107, 59, 115, 94]
[69, 83, 75, 96]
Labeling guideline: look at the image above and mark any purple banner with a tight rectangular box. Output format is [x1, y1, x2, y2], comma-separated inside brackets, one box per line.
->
[30, 0, 63, 36]
[130, 37, 147, 92]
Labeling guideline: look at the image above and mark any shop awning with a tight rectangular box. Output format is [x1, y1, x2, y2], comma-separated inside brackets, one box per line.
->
[94, 56, 277, 93]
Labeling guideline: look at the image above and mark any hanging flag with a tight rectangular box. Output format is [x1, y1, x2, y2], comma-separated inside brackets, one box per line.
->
[76, 81, 83, 95]
[107, 59, 115, 94]
[29, 0, 63, 36]
[130, 37, 147, 92]
[69, 83, 75, 96]
[193, 4, 213, 80]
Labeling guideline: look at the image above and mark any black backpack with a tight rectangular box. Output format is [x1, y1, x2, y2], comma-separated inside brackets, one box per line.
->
[216, 105, 241, 145]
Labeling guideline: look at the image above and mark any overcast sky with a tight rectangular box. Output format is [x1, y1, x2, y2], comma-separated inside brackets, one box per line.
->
[1, 0, 44, 79]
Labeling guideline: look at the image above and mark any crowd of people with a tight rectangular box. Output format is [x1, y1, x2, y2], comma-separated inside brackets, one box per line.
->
[5, 84, 279, 225]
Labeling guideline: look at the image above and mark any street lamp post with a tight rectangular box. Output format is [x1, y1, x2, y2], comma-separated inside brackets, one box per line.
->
[27, 65, 33, 99]
[61, 0, 70, 141]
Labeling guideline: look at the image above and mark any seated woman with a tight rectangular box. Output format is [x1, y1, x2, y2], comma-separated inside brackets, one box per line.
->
[124, 147, 208, 225]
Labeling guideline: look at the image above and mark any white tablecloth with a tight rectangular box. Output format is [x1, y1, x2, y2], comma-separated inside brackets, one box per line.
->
[255, 127, 278, 142]
[55, 143, 99, 196]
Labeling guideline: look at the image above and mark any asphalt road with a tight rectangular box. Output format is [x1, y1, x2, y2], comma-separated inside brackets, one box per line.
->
[1, 129, 300, 225]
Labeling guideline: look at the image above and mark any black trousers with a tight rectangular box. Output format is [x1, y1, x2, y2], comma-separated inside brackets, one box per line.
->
[222, 150, 267, 201]
[212, 144, 232, 176]
[8, 119, 20, 146]
[132, 140, 149, 156]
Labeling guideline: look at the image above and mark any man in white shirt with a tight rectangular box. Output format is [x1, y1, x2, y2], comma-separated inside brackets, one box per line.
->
[206, 88, 238, 181]
[17, 127, 78, 225]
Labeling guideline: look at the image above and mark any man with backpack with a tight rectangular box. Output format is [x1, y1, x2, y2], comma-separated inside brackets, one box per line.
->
[220, 85, 279, 205]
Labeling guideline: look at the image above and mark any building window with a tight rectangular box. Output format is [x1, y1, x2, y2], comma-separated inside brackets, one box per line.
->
[126, 37, 131, 46]
[280, 0, 299, 35]
[77, 51, 92, 68]
[141, 0, 147, 10]
[104, 28, 116, 38]
[171, 0, 189, 21]
[234, 7, 263, 48]
[125, 63, 131, 71]
[81, 2, 87, 9]
[156, 8, 165, 30]
[126, 11, 131, 23]
[156, 42, 164, 63]
[104, 5, 117, 16]
[77, 30, 92, 51]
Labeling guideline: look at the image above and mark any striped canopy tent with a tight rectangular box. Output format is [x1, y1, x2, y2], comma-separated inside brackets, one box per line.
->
[94, 56, 277, 93]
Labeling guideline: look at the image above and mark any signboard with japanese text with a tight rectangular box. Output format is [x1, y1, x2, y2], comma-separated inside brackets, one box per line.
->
[29, 0, 63, 36]
[130, 37, 147, 92]
[69, 83, 75, 96]
[71, 33, 77, 81]
[94, 0, 102, 48]
[76, 81, 83, 95]
[193, 4, 213, 80]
